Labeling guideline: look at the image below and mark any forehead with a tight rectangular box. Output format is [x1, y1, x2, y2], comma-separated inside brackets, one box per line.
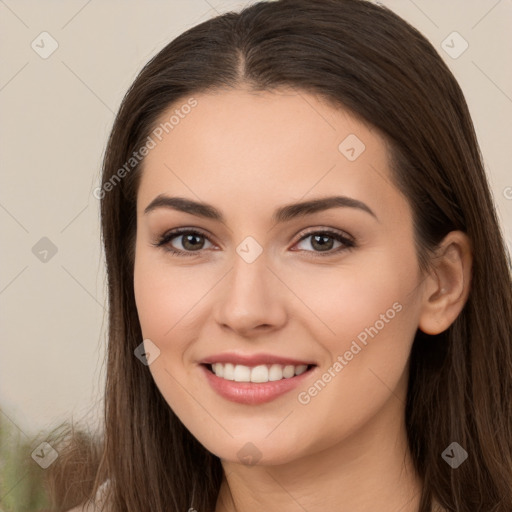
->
[136, 88, 398, 219]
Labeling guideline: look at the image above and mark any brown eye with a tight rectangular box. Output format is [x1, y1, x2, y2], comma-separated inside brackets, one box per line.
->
[310, 234, 336, 251]
[293, 229, 355, 256]
[153, 229, 214, 256]
[179, 233, 207, 251]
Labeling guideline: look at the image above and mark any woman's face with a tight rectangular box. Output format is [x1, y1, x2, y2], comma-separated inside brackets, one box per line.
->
[133, 88, 426, 465]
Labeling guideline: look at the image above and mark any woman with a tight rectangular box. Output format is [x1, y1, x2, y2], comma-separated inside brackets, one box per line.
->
[52, 0, 512, 510]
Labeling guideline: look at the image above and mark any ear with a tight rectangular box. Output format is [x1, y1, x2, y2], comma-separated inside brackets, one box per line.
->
[418, 231, 473, 335]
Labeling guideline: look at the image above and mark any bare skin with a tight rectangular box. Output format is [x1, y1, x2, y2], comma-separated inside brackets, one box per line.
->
[132, 87, 471, 512]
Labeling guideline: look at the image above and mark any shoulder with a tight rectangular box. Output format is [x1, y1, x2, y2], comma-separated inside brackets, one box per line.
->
[66, 479, 111, 512]
[66, 505, 97, 512]
[66, 501, 107, 512]
[66, 500, 105, 512]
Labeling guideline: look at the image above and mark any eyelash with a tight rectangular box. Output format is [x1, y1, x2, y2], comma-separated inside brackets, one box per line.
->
[152, 227, 356, 258]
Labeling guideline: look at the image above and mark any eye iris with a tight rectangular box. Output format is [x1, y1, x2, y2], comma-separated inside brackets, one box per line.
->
[311, 234, 334, 251]
[182, 233, 204, 251]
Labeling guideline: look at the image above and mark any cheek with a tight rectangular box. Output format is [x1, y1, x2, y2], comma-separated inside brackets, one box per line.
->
[287, 247, 421, 414]
[133, 250, 206, 417]
[286, 255, 420, 451]
[134, 241, 195, 339]
[133, 248, 221, 375]
[283, 247, 420, 353]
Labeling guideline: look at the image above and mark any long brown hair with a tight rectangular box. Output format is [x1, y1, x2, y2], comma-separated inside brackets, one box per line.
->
[45, 0, 512, 510]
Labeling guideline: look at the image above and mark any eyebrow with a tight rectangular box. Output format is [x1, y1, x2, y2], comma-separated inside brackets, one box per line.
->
[143, 194, 378, 223]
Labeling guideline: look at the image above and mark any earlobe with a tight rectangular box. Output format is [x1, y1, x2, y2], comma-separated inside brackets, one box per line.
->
[418, 231, 473, 335]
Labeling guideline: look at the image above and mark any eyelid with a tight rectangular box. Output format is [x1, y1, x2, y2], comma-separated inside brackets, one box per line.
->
[153, 225, 356, 256]
[153, 226, 215, 251]
[295, 226, 355, 244]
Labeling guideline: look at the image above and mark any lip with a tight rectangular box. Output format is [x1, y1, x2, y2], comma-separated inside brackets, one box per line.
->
[200, 363, 317, 405]
[200, 352, 316, 367]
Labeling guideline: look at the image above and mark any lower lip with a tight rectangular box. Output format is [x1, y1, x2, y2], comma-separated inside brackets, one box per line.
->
[200, 364, 316, 405]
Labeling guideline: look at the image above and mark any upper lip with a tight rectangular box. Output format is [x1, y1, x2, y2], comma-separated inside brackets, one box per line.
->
[200, 352, 316, 367]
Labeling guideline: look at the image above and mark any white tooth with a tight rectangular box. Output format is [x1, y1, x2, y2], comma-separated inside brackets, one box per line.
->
[268, 364, 284, 381]
[234, 364, 251, 382]
[223, 363, 235, 380]
[282, 365, 295, 378]
[250, 365, 269, 383]
[212, 363, 309, 382]
[295, 364, 308, 376]
[213, 363, 223, 378]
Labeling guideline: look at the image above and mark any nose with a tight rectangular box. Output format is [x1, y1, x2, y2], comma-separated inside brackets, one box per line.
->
[213, 249, 288, 337]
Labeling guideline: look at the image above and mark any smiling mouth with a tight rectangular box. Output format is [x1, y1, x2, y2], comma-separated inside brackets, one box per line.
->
[203, 362, 316, 383]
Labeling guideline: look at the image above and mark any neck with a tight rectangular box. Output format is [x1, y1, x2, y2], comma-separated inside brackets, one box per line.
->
[215, 392, 422, 512]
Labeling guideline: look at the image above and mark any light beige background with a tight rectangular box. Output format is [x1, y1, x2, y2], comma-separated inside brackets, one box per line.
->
[1, 0, 511, 440]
